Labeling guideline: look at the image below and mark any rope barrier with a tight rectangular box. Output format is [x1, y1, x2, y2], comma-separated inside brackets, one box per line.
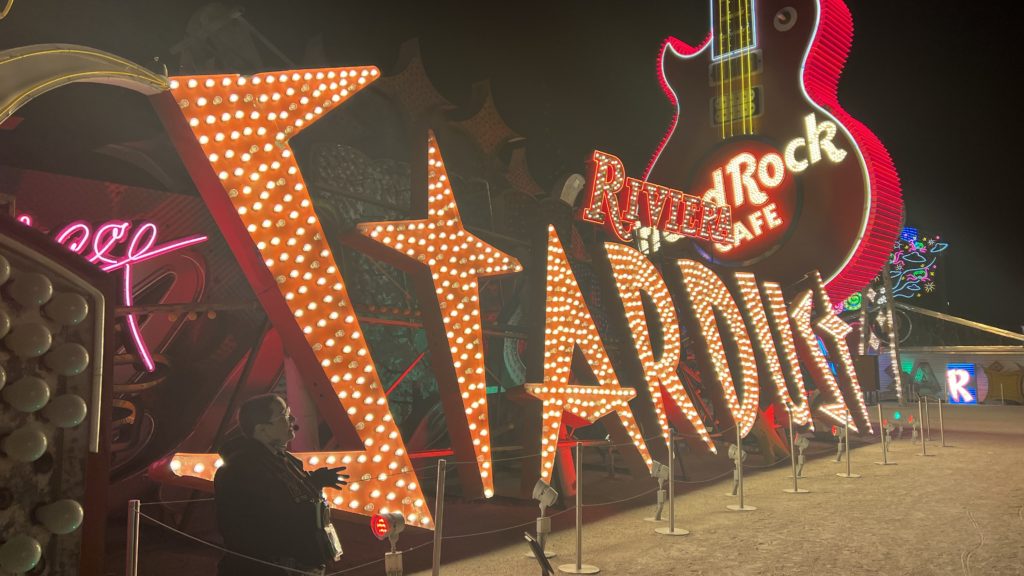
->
[138, 512, 322, 576]
[140, 498, 215, 506]
[322, 542, 432, 576]
[674, 467, 737, 485]
[134, 431, 881, 573]
[581, 487, 660, 508]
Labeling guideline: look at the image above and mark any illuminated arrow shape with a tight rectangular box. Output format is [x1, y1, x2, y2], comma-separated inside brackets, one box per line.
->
[154, 67, 433, 529]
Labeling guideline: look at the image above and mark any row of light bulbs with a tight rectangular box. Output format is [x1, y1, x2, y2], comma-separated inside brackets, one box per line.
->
[605, 242, 716, 453]
[355, 133, 522, 497]
[167, 68, 433, 528]
[526, 226, 654, 481]
[163, 66, 872, 526]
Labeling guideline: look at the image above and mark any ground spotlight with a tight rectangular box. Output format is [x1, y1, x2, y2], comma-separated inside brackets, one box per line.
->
[527, 479, 558, 559]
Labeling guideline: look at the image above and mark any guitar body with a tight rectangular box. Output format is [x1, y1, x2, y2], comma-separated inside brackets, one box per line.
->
[646, 0, 901, 300]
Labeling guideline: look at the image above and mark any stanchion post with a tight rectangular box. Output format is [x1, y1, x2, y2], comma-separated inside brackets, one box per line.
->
[938, 397, 947, 447]
[783, 411, 809, 493]
[837, 419, 862, 478]
[656, 435, 689, 535]
[875, 403, 896, 466]
[558, 442, 599, 574]
[432, 460, 446, 576]
[727, 425, 757, 511]
[924, 397, 932, 441]
[916, 398, 934, 457]
[737, 425, 744, 508]
[126, 499, 140, 576]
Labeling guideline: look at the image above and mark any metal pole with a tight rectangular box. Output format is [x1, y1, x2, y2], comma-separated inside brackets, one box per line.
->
[727, 425, 756, 511]
[846, 424, 852, 476]
[558, 442, 599, 573]
[790, 416, 797, 492]
[667, 436, 675, 530]
[875, 403, 895, 465]
[656, 435, 689, 535]
[737, 425, 744, 508]
[432, 460, 446, 576]
[916, 398, 933, 457]
[126, 499, 140, 576]
[783, 412, 808, 493]
[924, 397, 932, 441]
[938, 397, 947, 447]
[576, 443, 582, 570]
[837, 420, 862, 478]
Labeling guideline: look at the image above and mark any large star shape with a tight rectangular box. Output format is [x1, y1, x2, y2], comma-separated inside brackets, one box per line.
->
[154, 67, 434, 529]
[526, 226, 652, 482]
[354, 131, 522, 498]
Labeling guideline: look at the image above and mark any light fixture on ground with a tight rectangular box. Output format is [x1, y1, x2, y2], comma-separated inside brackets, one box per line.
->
[655, 435, 689, 536]
[525, 479, 558, 559]
[833, 425, 844, 463]
[795, 435, 810, 477]
[645, 460, 670, 522]
[371, 512, 406, 576]
[725, 442, 748, 497]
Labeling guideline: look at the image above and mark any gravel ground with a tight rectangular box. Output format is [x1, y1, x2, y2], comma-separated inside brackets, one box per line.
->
[409, 405, 1024, 576]
[117, 404, 1024, 576]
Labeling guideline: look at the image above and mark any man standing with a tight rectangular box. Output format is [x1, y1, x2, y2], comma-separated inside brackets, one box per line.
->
[214, 394, 348, 576]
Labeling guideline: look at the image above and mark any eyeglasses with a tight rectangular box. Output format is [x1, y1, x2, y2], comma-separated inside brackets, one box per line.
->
[269, 409, 296, 426]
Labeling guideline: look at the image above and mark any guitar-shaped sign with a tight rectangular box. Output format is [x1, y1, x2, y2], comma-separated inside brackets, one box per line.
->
[645, 0, 901, 300]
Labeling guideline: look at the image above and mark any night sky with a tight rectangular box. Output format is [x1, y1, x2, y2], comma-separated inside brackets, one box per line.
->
[2, 1, 1022, 331]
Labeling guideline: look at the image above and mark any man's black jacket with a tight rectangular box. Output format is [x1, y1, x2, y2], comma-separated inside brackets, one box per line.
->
[214, 436, 329, 575]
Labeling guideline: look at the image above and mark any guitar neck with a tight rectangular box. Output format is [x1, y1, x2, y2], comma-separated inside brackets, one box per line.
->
[712, 0, 757, 59]
[710, 0, 762, 138]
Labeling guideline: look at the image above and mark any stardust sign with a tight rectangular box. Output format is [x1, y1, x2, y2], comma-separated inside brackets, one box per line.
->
[150, 69, 871, 529]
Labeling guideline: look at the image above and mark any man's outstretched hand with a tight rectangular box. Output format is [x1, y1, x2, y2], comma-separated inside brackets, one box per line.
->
[310, 466, 349, 490]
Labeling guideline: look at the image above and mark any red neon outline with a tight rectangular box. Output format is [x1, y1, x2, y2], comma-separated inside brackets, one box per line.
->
[385, 351, 425, 396]
[643, 32, 712, 181]
[804, 0, 902, 300]
[645, 1, 901, 300]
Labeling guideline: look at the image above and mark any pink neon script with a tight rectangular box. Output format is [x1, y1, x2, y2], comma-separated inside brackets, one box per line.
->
[48, 217, 208, 372]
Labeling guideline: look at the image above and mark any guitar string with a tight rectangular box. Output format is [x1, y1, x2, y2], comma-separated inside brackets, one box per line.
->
[739, 0, 749, 135]
[718, 0, 727, 140]
[746, 0, 754, 135]
[725, 0, 734, 139]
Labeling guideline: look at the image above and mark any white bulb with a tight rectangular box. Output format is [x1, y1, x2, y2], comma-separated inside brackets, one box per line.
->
[0, 534, 42, 573]
[2, 375, 50, 413]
